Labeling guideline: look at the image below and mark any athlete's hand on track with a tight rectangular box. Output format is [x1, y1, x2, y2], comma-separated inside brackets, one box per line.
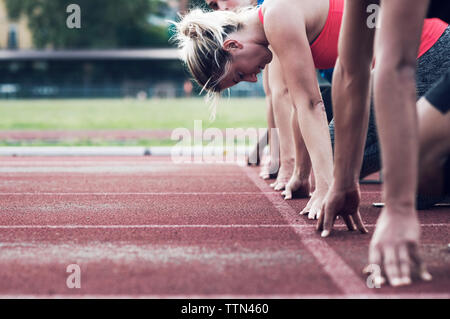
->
[364, 208, 432, 287]
[281, 174, 310, 200]
[317, 184, 367, 237]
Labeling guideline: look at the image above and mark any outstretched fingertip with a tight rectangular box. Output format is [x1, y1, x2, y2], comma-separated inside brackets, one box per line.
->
[359, 227, 369, 234]
[421, 270, 432, 281]
[321, 230, 330, 238]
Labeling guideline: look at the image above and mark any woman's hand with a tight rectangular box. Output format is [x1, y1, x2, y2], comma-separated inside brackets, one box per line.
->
[281, 171, 310, 199]
[365, 207, 432, 287]
[317, 184, 367, 236]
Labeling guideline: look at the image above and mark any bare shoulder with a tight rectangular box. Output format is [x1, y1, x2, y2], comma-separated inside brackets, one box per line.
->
[263, 0, 306, 24]
[263, 0, 327, 41]
[263, 0, 307, 50]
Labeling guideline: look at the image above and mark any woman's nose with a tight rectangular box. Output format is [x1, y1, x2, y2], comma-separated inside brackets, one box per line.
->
[245, 74, 258, 82]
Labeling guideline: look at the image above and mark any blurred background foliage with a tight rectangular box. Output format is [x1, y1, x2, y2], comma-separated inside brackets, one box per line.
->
[4, 0, 173, 48]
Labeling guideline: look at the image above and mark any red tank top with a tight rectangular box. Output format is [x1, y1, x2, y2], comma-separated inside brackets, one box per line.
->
[258, 0, 448, 69]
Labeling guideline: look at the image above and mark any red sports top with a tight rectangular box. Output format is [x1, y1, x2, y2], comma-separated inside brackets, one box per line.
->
[258, 0, 448, 69]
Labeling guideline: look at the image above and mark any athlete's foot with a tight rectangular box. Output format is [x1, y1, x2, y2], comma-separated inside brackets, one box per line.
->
[300, 190, 327, 220]
[259, 153, 279, 180]
[270, 159, 294, 191]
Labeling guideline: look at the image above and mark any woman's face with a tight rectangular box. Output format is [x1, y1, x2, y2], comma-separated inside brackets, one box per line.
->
[206, 0, 255, 11]
[218, 40, 272, 90]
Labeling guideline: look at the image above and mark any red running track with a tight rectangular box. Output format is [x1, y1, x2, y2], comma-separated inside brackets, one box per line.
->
[0, 157, 448, 298]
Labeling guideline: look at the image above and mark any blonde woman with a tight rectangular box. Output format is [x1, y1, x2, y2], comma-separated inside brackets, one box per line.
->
[206, 0, 296, 191]
[174, 0, 449, 220]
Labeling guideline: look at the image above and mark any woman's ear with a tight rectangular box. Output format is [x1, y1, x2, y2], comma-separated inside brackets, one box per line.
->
[223, 39, 243, 52]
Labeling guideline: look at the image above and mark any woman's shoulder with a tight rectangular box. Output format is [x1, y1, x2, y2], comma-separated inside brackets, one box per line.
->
[263, 0, 320, 22]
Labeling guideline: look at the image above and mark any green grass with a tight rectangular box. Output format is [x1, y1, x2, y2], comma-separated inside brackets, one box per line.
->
[0, 98, 267, 130]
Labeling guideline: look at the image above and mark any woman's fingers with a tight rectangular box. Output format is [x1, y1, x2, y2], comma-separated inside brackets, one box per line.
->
[283, 180, 297, 200]
[367, 242, 432, 287]
[363, 263, 385, 287]
[260, 173, 270, 179]
[398, 245, 412, 285]
[342, 215, 356, 231]
[352, 212, 368, 234]
[383, 246, 403, 286]
[300, 199, 312, 215]
[274, 182, 286, 191]
[317, 205, 325, 232]
[282, 188, 292, 200]
[321, 206, 337, 237]
[409, 243, 433, 281]
[383, 245, 427, 287]
[368, 246, 385, 286]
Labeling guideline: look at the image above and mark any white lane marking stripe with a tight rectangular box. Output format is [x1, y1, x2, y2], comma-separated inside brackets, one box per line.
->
[0, 224, 446, 229]
[0, 192, 271, 195]
[242, 166, 375, 295]
[0, 192, 274, 196]
[0, 224, 310, 229]
[0, 191, 381, 196]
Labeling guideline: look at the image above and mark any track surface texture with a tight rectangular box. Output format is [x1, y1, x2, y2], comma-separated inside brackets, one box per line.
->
[0, 157, 448, 298]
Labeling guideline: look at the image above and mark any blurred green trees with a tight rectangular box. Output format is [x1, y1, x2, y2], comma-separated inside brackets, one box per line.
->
[4, 0, 172, 48]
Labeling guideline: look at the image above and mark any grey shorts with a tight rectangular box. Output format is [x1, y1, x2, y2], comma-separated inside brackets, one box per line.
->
[416, 26, 450, 97]
[425, 69, 450, 114]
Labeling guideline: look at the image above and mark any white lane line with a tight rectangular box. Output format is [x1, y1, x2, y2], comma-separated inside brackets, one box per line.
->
[0, 224, 446, 230]
[0, 224, 309, 229]
[242, 166, 375, 296]
[0, 161, 184, 165]
[0, 191, 380, 196]
[0, 167, 184, 173]
[0, 293, 448, 299]
[0, 192, 273, 196]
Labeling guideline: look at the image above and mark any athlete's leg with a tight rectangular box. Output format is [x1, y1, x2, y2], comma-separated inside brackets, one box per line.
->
[417, 96, 450, 208]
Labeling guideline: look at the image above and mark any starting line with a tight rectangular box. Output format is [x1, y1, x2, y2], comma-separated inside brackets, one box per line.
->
[0, 223, 446, 229]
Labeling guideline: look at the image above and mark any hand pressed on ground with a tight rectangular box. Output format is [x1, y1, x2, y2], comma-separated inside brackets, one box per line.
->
[300, 189, 328, 220]
[317, 185, 368, 236]
[270, 159, 295, 191]
[365, 207, 432, 287]
[281, 173, 310, 200]
[259, 153, 279, 180]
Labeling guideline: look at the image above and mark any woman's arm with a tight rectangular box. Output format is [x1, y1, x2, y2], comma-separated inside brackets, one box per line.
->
[282, 106, 312, 200]
[318, 0, 374, 237]
[369, 0, 431, 287]
[264, 8, 333, 204]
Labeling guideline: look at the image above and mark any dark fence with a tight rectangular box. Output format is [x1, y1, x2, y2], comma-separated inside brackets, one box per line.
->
[0, 50, 266, 99]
